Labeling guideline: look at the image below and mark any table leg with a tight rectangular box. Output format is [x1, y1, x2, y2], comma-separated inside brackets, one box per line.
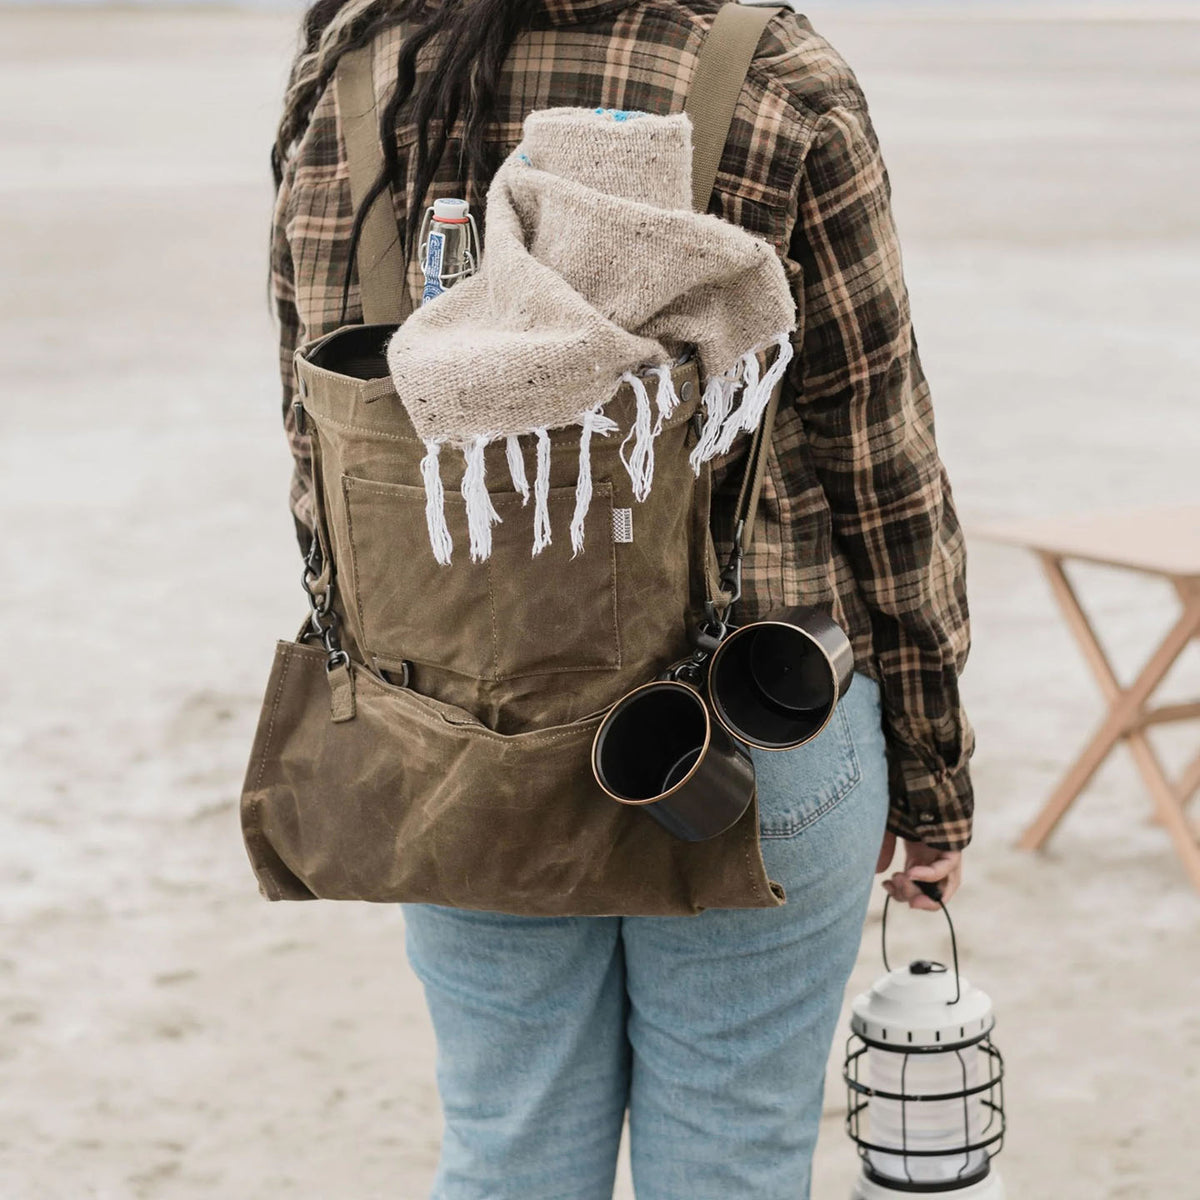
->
[1178, 750, 1200, 808]
[1130, 738, 1200, 891]
[1019, 556, 1200, 885]
[1173, 580, 1200, 813]
[1034, 555, 1176, 809]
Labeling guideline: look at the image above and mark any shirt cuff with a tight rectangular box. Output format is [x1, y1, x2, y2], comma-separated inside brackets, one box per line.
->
[886, 750, 974, 852]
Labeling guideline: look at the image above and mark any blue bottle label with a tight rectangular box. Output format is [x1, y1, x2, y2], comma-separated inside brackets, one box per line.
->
[422, 230, 446, 304]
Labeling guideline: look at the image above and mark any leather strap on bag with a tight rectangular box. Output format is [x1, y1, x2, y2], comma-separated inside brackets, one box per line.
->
[717, 377, 781, 615]
[739, 386, 779, 555]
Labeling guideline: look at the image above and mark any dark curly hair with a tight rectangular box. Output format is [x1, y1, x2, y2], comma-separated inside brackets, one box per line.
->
[273, 0, 539, 310]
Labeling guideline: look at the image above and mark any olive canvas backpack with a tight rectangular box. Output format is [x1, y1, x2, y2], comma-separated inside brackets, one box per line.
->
[239, 3, 791, 916]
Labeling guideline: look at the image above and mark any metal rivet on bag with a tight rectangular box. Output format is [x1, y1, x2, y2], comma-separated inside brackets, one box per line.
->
[680, 380, 695, 403]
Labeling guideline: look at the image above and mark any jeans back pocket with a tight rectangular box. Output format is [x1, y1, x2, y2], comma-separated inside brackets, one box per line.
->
[752, 702, 862, 839]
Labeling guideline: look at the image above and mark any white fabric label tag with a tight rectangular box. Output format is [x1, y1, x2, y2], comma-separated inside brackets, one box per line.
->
[612, 508, 633, 544]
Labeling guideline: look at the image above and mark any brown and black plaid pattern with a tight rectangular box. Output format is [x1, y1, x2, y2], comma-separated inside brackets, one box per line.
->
[271, 0, 975, 850]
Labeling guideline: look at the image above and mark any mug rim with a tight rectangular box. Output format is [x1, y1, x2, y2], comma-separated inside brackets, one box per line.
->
[707, 619, 841, 752]
[591, 678, 713, 806]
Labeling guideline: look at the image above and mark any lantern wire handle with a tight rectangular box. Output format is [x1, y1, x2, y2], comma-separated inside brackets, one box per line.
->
[881, 881, 962, 1005]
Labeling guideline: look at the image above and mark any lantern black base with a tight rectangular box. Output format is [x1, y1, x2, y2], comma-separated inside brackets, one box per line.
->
[858, 1160, 997, 1195]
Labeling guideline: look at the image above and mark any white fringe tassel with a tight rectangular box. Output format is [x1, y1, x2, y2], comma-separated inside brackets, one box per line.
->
[420, 439, 454, 566]
[506, 434, 530, 505]
[756, 331, 794, 411]
[714, 333, 794, 456]
[461, 435, 502, 563]
[689, 332, 794, 471]
[413, 332, 793, 563]
[531, 428, 552, 556]
[688, 372, 740, 472]
[570, 407, 620, 557]
[618, 371, 656, 501]
[713, 349, 760, 456]
[649, 364, 681, 436]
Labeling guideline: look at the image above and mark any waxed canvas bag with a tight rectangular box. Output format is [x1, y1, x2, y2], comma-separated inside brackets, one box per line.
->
[239, 4, 790, 916]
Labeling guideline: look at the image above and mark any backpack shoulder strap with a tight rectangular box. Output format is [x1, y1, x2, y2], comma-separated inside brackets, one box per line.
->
[684, 3, 781, 213]
[335, 3, 780, 322]
[685, 5, 786, 617]
[337, 44, 414, 325]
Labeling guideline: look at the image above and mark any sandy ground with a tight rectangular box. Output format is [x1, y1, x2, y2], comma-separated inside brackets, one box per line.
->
[1, 6, 1198, 1198]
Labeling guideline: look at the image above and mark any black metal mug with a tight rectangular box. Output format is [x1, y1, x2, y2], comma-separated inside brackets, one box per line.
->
[707, 606, 855, 751]
[591, 679, 755, 842]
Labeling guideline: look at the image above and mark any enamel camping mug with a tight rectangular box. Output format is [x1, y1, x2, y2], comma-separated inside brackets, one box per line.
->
[591, 679, 755, 842]
[707, 606, 855, 751]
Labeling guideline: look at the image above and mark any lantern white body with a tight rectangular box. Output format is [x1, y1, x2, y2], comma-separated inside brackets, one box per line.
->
[847, 961, 1004, 1196]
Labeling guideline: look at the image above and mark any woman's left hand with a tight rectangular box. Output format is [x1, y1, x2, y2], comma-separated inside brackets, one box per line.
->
[875, 831, 963, 911]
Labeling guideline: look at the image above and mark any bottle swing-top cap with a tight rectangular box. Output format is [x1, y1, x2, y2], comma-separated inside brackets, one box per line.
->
[431, 197, 471, 223]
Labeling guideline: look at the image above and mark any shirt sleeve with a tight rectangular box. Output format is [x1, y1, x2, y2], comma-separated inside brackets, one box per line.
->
[786, 102, 975, 852]
[271, 156, 317, 555]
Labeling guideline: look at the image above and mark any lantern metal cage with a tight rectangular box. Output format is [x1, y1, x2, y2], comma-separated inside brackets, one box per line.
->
[844, 1028, 1005, 1192]
[843, 888, 1007, 1195]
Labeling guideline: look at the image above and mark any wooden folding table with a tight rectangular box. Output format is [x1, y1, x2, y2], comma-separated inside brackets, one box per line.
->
[978, 506, 1200, 889]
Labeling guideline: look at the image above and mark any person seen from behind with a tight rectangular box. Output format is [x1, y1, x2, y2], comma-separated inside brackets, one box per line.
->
[268, 1, 973, 1195]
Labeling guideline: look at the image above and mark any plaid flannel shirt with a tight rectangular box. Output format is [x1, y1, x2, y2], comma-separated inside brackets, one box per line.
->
[271, 0, 976, 850]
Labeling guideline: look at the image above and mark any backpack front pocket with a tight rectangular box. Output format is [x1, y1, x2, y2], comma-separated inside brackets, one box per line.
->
[342, 473, 621, 681]
[239, 639, 785, 915]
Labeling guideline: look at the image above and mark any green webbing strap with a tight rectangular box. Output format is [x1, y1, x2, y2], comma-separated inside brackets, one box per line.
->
[684, 3, 781, 213]
[686, 5, 785, 607]
[336, 44, 413, 325]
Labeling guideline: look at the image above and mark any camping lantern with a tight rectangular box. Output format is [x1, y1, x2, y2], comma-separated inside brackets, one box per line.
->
[844, 884, 1006, 1198]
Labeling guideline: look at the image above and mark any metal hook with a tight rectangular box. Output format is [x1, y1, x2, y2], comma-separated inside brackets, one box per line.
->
[696, 613, 727, 652]
[661, 649, 711, 687]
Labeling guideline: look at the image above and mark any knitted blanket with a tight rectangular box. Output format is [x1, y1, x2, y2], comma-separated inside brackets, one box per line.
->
[386, 107, 796, 564]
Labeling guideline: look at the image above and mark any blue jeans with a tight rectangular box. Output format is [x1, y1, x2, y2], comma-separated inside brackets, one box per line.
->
[402, 673, 889, 1200]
